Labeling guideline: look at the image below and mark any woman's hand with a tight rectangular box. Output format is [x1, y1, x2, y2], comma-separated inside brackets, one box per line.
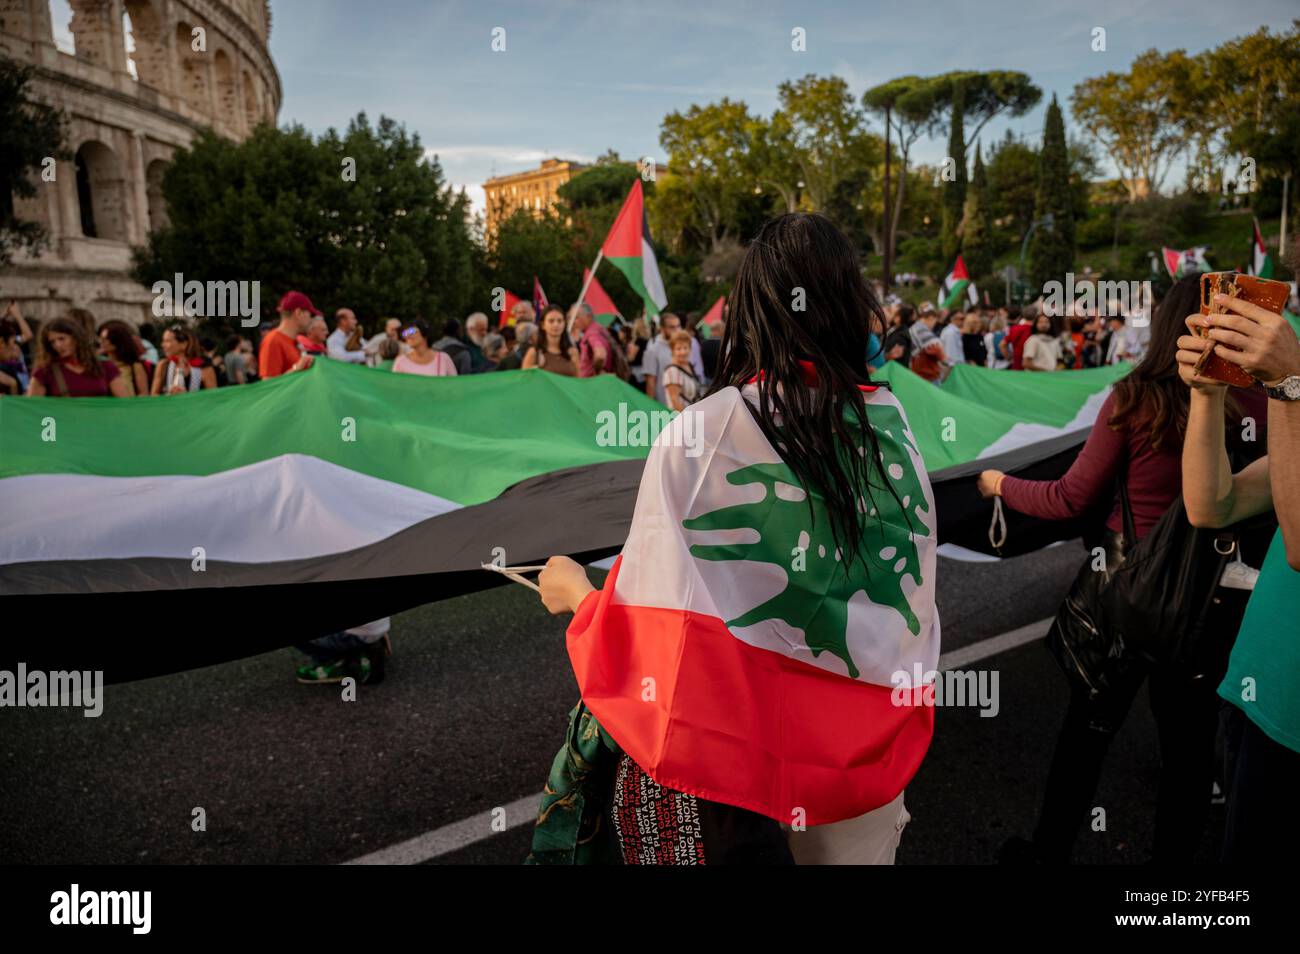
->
[977, 470, 1005, 499]
[1176, 315, 1229, 392]
[1197, 295, 1300, 385]
[538, 555, 594, 616]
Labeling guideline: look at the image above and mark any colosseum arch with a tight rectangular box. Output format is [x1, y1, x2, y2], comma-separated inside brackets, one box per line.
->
[242, 69, 262, 130]
[213, 48, 239, 133]
[174, 19, 211, 116]
[74, 140, 128, 241]
[121, 0, 168, 91]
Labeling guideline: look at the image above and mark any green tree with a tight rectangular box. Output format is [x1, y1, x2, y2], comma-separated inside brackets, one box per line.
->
[1028, 95, 1076, 291]
[985, 131, 1038, 231]
[771, 74, 877, 214]
[133, 113, 478, 338]
[963, 143, 993, 280]
[863, 76, 947, 282]
[659, 98, 762, 252]
[1071, 49, 1190, 201]
[0, 55, 67, 266]
[941, 81, 967, 264]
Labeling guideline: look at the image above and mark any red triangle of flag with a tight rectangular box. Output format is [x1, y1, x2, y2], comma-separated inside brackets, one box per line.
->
[602, 179, 645, 259]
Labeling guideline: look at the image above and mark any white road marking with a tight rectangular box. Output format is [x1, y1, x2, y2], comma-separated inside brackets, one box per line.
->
[341, 616, 1055, 865]
[343, 793, 541, 865]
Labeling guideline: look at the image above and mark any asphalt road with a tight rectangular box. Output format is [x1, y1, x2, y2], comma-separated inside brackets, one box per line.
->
[1, 540, 1227, 865]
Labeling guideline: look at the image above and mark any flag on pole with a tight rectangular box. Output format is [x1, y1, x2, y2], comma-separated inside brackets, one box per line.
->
[1249, 219, 1274, 278]
[938, 256, 976, 309]
[582, 268, 623, 327]
[602, 179, 667, 317]
[1161, 246, 1211, 279]
[566, 377, 939, 824]
[497, 288, 526, 328]
[532, 276, 549, 321]
[701, 295, 725, 331]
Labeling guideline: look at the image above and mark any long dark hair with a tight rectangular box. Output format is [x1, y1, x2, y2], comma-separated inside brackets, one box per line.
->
[98, 320, 143, 364]
[38, 317, 103, 376]
[1110, 274, 1239, 451]
[709, 212, 898, 569]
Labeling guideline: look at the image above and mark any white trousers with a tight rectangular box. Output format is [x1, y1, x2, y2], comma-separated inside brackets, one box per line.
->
[787, 791, 910, 865]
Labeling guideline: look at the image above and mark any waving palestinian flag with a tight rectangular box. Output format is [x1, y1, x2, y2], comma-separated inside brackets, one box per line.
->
[1162, 246, 1211, 279]
[1249, 218, 1274, 279]
[581, 268, 623, 327]
[602, 179, 667, 317]
[938, 256, 977, 309]
[568, 378, 940, 824]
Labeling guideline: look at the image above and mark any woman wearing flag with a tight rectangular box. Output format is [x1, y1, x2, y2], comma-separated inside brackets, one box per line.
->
[533, 212, 941, 865]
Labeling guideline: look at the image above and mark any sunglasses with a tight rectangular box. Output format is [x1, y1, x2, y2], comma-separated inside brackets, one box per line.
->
[401, 326, 418, 339]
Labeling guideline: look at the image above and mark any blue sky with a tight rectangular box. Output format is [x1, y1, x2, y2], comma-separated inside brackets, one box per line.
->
[266, 0, 1298, 215]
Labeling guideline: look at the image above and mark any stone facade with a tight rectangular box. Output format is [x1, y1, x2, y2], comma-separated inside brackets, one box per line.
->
[0, 0, 281, 326]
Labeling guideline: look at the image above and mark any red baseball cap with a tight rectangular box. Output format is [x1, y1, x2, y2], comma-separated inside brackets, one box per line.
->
[277, 290, 321, 316]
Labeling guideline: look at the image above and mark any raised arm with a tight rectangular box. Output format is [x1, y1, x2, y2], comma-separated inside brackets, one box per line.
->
[1180, 297, 1300, 566]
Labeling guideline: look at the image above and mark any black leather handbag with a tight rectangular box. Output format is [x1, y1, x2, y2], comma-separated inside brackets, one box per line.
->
[1047, 480, 1247, 703]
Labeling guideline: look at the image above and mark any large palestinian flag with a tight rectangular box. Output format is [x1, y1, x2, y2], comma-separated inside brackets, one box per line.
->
[569, 379, 938, 824]
[938, 256, 977, 309]
[1249, 218, 1274, 279]
[602, 179, 667, 317]
[0, 358, 1127, 681]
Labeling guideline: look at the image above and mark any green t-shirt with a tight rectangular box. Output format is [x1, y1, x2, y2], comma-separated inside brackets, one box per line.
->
[1218, 528, 1300, 753]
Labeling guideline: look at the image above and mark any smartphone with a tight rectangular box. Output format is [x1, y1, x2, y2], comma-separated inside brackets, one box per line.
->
[1195, 272, 1292, 387]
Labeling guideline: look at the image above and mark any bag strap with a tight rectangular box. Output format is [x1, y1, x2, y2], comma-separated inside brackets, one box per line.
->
[51, 362, 69, 397]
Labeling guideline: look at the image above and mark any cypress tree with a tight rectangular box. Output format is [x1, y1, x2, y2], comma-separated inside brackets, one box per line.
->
[963, 142, 993, 281]
[941, 82, 967, 265]
[1027, 94, 1075, 292]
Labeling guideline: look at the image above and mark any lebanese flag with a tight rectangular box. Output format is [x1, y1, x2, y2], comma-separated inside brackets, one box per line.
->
[497, 289, 525, 328]
[582, 268, 622, 327]
[938, 256, 975, 309]
[701, 295, 725, 331]
[1249, 219, 1274, 278]
[602, 179, 667, 317]
[532, 276, 549, 322]
[566, 377, 940, 825]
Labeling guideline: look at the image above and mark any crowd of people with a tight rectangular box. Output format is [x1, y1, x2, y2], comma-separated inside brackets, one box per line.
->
[874, 297, 1152, 383]
[5, 232, 1299, 865]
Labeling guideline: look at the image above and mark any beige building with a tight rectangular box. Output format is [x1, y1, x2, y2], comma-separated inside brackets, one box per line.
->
[482, 158, 586, 239]
[482, 157, 670, 241]
[1, 0, 281, 325]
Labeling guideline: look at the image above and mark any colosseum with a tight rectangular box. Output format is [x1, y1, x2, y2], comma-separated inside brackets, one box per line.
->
[0, 0, 281, 325]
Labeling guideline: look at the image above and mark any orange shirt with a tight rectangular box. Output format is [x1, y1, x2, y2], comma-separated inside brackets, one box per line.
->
[258, 328, 301, 379]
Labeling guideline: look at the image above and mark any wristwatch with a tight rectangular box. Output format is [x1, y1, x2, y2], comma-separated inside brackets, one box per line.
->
[1263, 375, 1300, 401]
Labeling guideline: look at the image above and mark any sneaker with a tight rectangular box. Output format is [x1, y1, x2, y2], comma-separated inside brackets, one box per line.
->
[296, 655, 372, 685]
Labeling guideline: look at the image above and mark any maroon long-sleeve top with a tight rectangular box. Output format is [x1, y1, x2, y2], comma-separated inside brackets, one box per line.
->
[1000, 389, 1267, 541]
